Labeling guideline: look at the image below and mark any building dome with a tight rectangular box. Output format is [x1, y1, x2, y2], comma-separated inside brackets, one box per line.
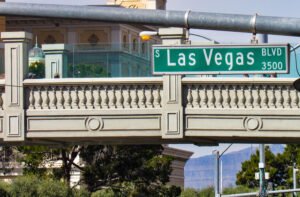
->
[28, 38, 45, 65]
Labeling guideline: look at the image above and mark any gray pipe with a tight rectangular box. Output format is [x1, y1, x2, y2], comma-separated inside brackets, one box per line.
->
[1, 3, 300, 36]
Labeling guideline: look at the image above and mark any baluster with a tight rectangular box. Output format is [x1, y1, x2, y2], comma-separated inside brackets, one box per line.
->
[146, 85, 154, 108]
[155, 85, 162, 108]
[124, 85, 132, 108]
[57, 86, 64, 109]
[50, 86, 57, 109]
[29, 86, 35, 109]
[297, 91, 300, 108]
[200, 85, 208, 108]
[276, 85, 283, 108]
[110, 86, 117, 108]
[102, 85, 109, 109]
[223, 85, 230, 108]
[261, 85, 268, 108]
[216, 85, 223, 108]
[238, 86, 246, 108]
[94, 86, 101, 109]
[117, 85, 124, 108]
[80, 86, 87, 109]
[231, 85, 238, 108]
[208, 85, 215, 108]
[140, 85, 146, 108]
[72, 86, 79, 109]
[36, 86, 42, 109]
[284, 86, 291, 108]
[193, 85, 200, 108]
[131, 85, 139, 108]
[186, 85, 193, 108]
[268, 86, 276, 108]
[291, 87, 299, 108]
[42, 86, 50, 109]
[0, 88, 3, 110]
[65, 86, 72, 109]
[246, 85, 253, 108]
[86, 85, 94, 109]
[253, 85, 261, 108]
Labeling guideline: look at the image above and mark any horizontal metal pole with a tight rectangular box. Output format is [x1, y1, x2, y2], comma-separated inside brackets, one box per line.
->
[221, 192, 257, 197]
[1, 3, 300, 36]
[221, 189, 300, 197]
[267, 188, 300, 194]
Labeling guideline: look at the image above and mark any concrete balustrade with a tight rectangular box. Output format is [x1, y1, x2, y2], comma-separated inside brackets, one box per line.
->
[0, 31, 300, 144]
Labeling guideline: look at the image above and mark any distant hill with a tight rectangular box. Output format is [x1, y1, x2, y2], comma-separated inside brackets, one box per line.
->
[184, 144, 284, 189]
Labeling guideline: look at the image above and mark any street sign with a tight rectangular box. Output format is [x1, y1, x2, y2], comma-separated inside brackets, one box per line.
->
[152, 44, 290, 75]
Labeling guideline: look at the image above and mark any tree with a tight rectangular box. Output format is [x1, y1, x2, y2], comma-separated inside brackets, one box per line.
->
[236, 146, 279, 188]
[0, 146, 17, 175]
[17, 144, 178, 196]
[17, 145, 82, 185]
[80, 145, 176, 196]
[236, 145, 300, 189]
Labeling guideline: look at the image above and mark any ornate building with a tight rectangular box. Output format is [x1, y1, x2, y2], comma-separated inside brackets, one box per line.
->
[0, 0, 193, 188]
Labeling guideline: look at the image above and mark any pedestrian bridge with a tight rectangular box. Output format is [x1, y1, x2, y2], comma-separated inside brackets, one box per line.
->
[1, 32, 300, 145]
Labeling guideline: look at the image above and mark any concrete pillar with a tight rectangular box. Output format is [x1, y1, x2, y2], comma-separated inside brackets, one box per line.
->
[42, 44, 70, 78]
[160, 28, 186, 139]
[1, 31, 32, 141]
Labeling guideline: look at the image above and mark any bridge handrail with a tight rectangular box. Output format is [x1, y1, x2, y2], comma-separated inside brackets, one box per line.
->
[182, 77, 295, 85]
[23, 77, 163, 86]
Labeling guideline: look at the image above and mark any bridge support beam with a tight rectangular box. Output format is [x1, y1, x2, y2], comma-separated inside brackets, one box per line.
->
[1, 31, 32, 141]
[160, 28, 185, 139]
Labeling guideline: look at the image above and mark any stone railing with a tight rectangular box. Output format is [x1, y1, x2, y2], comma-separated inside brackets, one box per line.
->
[183, 78, 297, 109]
[24, 78, 163, 110]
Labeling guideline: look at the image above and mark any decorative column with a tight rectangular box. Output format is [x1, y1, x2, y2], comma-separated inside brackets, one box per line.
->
[160, 28, 186, 139]
[42, 44, 70, 78]
[1, 31, 32, 141]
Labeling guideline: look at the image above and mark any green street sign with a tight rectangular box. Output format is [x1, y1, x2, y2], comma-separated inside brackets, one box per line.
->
[152, 44, 290, 75]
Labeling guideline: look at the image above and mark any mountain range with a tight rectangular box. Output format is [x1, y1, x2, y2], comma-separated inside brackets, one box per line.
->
[184, 144, 284, 189]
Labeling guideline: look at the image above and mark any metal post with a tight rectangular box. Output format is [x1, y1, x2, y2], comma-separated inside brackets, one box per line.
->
[220, 159, 223, 194]
[259, 144, 267, 197]
[294, 163, 298, 197]
[256, 33, 268, 197]
[214, 150, 220, 197]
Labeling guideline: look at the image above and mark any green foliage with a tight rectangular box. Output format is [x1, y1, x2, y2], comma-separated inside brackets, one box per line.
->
[198, 186, 214, 197]
[180, 188, 199, 197]
[91, 189, 114, 197]
[36, 178, 70, 197]
[17, 146, 59, 177]
[10, 175, 73, 197]
[71, 64, 109, 78]
[222, 185, 257, 195]
[10, 175, 39, 197]
[72, 187, 91, 197]
[80, 145, 176, 196]
[236, 146, 278, 188]
[237, 145, 300, 190]
[29, 61, 45, 78]
[0, 181, 11, 197]
[0, 146, 15, 175]
[17, 146, 82, 184]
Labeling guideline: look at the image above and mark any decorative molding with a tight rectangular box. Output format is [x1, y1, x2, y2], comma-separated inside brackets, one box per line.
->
[243, 116, 262, 131]
[85, 117, 103, 131]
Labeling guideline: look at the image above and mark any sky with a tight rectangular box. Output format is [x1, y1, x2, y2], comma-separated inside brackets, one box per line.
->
[6, 0, 300, 157]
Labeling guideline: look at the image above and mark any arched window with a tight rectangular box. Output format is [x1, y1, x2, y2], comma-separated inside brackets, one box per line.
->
[122, 35, 128, 49]
[88, 34, 100, 46]
[44, 35, 56, 44]
[132, 38, 138, 52]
